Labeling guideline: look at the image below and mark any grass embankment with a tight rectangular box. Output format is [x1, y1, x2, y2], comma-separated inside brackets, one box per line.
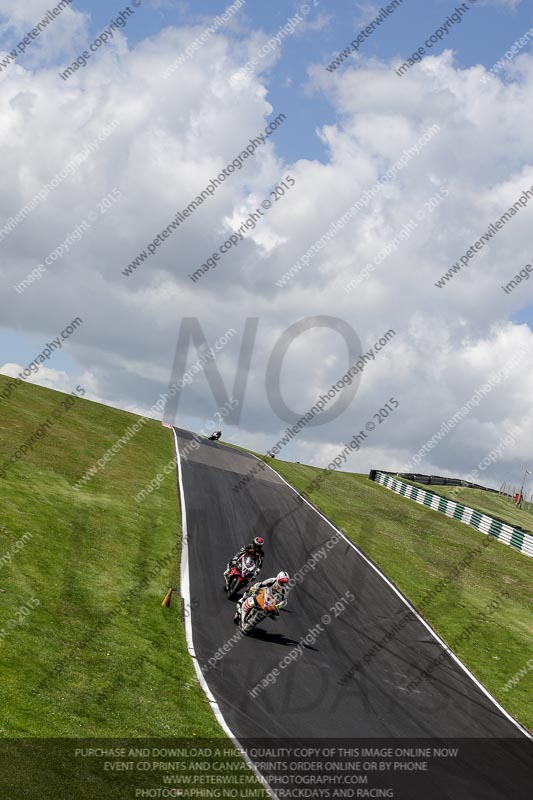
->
[260, 457, 533, 732]
[0, 375, 266, 800]
[0, 374, 219, 738]
[1, 376, 268, 798]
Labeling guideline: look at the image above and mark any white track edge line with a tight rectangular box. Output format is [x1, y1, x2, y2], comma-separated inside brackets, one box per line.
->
[171, 427, 280, 800]
[248, 452, 532, 740]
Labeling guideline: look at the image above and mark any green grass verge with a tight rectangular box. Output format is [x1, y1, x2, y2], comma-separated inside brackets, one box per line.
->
[0, 374, 224, 738]
[259, 457, 533, 733]
[0, 376, 271, 798]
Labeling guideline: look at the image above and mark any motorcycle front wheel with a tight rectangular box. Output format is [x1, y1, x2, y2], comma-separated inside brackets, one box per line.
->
[242, 608, 264, 634]
[227, 577, 242, 600]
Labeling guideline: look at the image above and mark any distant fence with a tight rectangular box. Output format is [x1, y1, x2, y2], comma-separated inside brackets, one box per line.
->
[372, 470, 500, 493]
[369, 470, 533, 558]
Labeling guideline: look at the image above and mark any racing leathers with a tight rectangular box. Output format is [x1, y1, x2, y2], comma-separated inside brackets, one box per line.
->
[235, 576, 288, 624]
[224, 544, 263, 582]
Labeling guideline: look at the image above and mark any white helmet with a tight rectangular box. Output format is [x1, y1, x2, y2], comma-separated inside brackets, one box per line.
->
[275, 571, 290, 587]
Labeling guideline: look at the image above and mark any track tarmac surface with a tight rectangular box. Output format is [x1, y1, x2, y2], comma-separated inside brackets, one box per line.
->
[173, 428, 532, 798]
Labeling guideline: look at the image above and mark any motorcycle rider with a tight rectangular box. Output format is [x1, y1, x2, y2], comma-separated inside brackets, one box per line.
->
[209, 430, 222, 441]
[224, 537, 264, 589]
[234, 570, 290, 626]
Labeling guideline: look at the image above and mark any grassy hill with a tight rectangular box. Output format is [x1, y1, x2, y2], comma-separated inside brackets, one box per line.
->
[260, 456, 533, 732]
[0, 375, 270, 799]
[0, 373, 221, 739]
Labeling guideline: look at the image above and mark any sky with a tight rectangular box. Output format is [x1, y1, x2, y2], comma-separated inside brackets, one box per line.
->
[1, 0, 533, 491]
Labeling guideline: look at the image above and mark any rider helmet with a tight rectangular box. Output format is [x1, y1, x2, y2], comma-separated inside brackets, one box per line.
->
[253, 536, 264, 551]
[275, 570, 289, 587]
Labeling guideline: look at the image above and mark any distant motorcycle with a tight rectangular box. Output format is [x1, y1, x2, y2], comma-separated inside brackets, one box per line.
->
[239, 586, 282, 634]
[224, 554, 256, 600]
[208, 431, 221, 441]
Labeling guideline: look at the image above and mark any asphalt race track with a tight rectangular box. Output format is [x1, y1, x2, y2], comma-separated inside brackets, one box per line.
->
[173, 427, 532, 798]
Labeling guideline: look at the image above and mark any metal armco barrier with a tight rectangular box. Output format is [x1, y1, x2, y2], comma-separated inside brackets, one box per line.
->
[370, 470, 533, 558]
[374, 469, 500, 492]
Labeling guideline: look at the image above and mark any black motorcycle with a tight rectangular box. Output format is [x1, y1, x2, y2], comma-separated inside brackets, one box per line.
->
[208, 431, 221, 441]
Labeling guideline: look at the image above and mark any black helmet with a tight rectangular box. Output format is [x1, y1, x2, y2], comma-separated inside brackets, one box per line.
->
[253, 536, 264, 550]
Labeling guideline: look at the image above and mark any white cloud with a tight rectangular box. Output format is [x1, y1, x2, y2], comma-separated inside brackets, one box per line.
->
[1, 361, 90, 395]
[1, 14, 533, 489]
[0, 0, 88, 69]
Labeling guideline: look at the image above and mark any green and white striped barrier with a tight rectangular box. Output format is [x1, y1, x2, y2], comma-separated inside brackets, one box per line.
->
[374, 471, 533, 558]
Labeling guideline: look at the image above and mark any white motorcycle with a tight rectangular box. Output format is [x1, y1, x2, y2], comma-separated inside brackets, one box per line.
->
[237, 585, 285, 634]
